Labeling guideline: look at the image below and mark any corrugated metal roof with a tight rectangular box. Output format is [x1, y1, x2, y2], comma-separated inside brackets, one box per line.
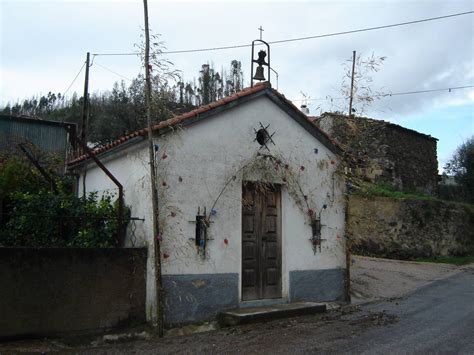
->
[0, 115, 74, 155]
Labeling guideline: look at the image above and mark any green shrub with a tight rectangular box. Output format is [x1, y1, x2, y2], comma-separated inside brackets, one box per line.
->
[0, 158, 46, 196]
[355, 181, 436, 200]
[0, 156, 128, 248]
[415, 255, 474, 265]
[0, 190, 126, 248]
[444, 136, 474, 203]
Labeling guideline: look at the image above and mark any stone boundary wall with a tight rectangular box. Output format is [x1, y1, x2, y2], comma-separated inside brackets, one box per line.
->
[0, 248, 147, 339]
[313, 113, 438, 195]
[347, 196, 474, 259]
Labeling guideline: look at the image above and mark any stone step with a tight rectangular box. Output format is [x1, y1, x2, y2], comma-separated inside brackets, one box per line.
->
[217, 301, 326, 327]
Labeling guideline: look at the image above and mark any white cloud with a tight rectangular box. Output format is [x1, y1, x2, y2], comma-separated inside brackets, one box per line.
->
[1, 0, 473, 120]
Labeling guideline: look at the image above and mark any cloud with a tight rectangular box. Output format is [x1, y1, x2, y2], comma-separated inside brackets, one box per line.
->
[1, 0, 473, 121]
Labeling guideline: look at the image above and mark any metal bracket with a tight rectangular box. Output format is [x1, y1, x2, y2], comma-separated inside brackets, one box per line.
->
[253, 122, 276, 150]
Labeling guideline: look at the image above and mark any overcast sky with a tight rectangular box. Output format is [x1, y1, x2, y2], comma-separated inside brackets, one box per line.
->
[1, 0, 473, 170]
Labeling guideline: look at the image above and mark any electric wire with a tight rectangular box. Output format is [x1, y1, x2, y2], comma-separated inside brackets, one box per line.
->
[374, 85, 474, 97]
[92, 11, 473, 56]
[62, 61, 86, 96]
[94, 62, 133, 81]
[291, 85, 474, 102]
[269, 11, 473, 45]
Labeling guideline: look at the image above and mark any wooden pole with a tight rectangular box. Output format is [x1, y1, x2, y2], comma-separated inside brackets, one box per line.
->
[80, 52, 90, 147]
[142, 0, 163, 336]
[80, 52, 90, 197]
[348, 50, 356, 117]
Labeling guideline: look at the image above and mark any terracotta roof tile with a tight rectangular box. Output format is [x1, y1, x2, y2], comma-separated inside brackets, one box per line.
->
[67, 81, 341, 165]
[195, 107, 207, 114]
[68, 82, 270, 165]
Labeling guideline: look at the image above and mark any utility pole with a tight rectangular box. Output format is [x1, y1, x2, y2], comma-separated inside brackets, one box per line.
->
[80, 52, 90, 197]
[143, 0, 163, 337]
[80, 52, 90, 148]
[348, 50, 356, 117]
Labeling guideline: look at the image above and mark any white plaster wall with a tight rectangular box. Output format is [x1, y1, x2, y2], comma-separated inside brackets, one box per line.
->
[78, 142, 152, 247]
[79, 95, 346, 306]
[78, 142, 159, 321]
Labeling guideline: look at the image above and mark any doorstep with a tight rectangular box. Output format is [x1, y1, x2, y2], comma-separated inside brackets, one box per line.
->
[217, 301, 326, 327]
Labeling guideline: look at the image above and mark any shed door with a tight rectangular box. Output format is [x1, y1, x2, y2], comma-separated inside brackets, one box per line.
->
[242, 182, 282, 300]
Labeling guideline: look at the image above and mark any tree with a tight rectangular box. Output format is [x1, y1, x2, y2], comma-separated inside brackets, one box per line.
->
[197, 63, 223, 105]
[340, 52, 386, 115]
[0, 57, 244, 145]
[444, 136, 474, 203]
[225, 60, 244, 96]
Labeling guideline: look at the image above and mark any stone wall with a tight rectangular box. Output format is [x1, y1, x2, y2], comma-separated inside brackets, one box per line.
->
[0, 248, 147, 339]
[313, 113, 438, 195]
[347, 195, 474, 259]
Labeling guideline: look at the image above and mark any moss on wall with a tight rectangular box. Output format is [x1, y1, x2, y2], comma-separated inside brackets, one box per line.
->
[347, 195, 474, 259]
[314, 113, 438, 196]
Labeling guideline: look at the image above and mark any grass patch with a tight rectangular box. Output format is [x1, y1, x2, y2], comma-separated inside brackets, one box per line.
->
[415, 255, 474, 266]
[354, 182, 474, 209]
[355, 182, 436, 200]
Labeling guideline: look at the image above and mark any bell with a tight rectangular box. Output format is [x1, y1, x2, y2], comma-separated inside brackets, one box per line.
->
[253, 65, 266, 81]
[256, 50, 267, 66]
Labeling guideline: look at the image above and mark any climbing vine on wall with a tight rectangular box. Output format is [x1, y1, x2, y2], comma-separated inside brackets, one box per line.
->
[149, 121, 349, 260]
[208, 151, 343, 225]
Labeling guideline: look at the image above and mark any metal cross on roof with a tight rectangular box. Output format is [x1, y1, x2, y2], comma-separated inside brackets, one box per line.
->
[258, 26, 264, 40]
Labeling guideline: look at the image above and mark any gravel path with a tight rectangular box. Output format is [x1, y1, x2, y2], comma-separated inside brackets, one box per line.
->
[350, 255, 464, 303]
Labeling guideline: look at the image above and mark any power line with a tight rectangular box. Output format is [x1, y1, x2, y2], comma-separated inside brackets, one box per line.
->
[94, 62, 133, 81]
[291, 85, 474, 102]
[63, 61, 86, 96]
[375, 85, 474, 98]
[270, 11, 473, 45]
[93, 10, 473, 56]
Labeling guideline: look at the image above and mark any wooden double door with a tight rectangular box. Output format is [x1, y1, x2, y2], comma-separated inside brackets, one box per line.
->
[242, 182, 282, 300]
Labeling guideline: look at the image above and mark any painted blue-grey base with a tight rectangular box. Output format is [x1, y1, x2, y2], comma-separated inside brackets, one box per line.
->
[162, 273, 239, 325]
[240, 297, 288, 309]
[289, 268, 346, 302]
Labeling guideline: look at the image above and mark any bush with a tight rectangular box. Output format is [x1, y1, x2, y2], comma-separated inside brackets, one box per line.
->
[0, 156, 128, 248]
[444, 137, 474, 204]
[0, 157, 46, 196]
[438, 183, 468, 203]
[0, 191, 126, 248]
[355, 181, 435, 200]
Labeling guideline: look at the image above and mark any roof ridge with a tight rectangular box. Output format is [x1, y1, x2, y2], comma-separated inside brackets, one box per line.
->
[67, 81, 343, 165]
[68, 82, 272, 164]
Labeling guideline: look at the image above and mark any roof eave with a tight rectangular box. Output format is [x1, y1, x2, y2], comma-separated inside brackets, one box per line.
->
[67, 136, 146, 169]
[67, 83, 343, 166]
[266, 91, 343, 155]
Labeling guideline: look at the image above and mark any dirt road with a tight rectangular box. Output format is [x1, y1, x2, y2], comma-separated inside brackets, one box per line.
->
[350, 255, 463, 303]
[332, 268, 474, 353]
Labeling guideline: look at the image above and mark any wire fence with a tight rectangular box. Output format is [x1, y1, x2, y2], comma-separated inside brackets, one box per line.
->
[0, 212, 144, 248]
